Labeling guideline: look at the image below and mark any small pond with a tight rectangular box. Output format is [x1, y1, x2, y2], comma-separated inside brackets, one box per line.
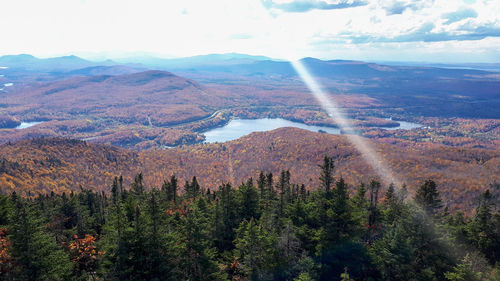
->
[15, 121, 45, 129]
[380, 119, 423, 130]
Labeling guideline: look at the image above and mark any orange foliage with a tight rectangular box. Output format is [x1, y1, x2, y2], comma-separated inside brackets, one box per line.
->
[0, 127, 498, 211]
[0, 228, 12, 275]
[66, 234, 103, 273]
[364, 117, 499, 150]
[165, 199, 193, 217]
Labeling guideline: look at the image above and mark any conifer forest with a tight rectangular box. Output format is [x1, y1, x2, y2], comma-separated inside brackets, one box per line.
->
[1, 156, 499, 281]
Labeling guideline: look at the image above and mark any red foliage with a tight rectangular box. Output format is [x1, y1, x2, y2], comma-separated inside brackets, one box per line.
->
[165, 199, 194, 217]
[66, 234, 103, 273]
[0, 228, 12, 275]
[0, 127, 498, 211]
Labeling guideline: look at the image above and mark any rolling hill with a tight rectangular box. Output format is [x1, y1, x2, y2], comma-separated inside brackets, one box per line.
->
[1, 54, 498, 151]
[1, 128, 498, 211]
[0, 70, 223, 125]
[0, 54, 144, 84]
[166, 57, 500, 118]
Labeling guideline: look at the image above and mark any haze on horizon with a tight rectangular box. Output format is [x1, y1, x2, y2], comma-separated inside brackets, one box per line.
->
[1, 0, 499, 63]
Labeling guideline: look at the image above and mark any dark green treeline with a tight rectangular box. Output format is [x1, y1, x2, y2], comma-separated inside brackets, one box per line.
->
[0, 156, 499, 281]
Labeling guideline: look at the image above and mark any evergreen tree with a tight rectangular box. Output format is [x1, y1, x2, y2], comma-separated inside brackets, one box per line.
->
[131, 173, 144, 196]
[257, 171, 266, 200]
[101, 182, 129, 280]
[351, 183, 368, 230]
[214, 183, 238, 251]
[2, 164, 499, 281]
[404, 205, 454, 280]
[190, 176, 201, 199]
[299, 184, 307, 201]
[383, 183, 401, 225]
[319, 156, 334, 193]
[370, 226, 414, 281]
[181, 199, 225, 281]
[468, 190, 499, 263]
[415, 179, 442, 215]
[119, 175, 125, 200]
[111, 177, 120, 205]
[169, 175, 178, 203]
[234, 219, 276, 280]
[146, 189, 170, 280]
[129, 204, 149, 281]
[8, 195, 72, 281]
[277, 170, 291, 216]
[331, 178, 352, 237]
[275, 222, 301, 280]
[237, 179, 260, 221]
[352, 183, 368, 210]
[265, 172, 275, 202]
[444, 254, 482, 281]
[367, 180, 382, 242]
[0, 194, 10, 226]
[184, 176, 201, 199]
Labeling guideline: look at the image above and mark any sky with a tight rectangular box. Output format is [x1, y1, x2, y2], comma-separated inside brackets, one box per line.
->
[0, 0, 499, 62]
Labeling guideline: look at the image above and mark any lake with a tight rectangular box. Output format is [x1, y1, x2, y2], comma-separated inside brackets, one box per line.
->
[381, 119, 422, 130]
[203, 118, 422, 143]
[15, 121, 44, 129]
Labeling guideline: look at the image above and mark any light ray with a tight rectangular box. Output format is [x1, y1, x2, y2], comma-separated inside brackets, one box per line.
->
[290, 60, 402, 187]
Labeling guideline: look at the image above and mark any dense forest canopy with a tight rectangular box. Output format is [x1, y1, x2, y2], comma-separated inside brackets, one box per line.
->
[0, 156, 499, 281]
[1, 131, 498, 212]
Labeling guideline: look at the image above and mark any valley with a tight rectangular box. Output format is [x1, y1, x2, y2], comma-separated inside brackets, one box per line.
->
[0, 55, 498, 150]
[0, 54, 498, 210]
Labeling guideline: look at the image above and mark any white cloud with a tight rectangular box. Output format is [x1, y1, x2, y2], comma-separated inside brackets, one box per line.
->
[0, 0, 498, 62]
[442, 7, 478, 25]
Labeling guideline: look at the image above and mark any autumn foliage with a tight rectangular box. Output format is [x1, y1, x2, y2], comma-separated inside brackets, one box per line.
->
[0, 227, 12, 275]
[0, 128, 498, 211]
[65, 234, 103, 275]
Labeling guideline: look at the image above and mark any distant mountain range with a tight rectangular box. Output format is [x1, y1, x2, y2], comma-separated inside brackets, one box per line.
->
[1, 53, 499, 118]
[0, 53, 276, 75]
[0, 54, 145, 83]
[2, 52, 499, 75]
[114, 52, 276, 68]
[375, 61, 500, 72]
[0, 54, 112, 71]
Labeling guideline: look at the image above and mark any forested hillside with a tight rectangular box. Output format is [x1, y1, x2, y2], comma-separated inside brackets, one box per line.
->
[1, 128, 498, 211]
[0, 158, 499, 280]
[2, 57, 498, 150]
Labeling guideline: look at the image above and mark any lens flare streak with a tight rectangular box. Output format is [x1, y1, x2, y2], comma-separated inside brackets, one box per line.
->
[290, 60, 401, 186]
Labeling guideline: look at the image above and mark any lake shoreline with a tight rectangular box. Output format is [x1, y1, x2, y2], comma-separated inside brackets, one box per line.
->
[202, 117, 422, 143]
